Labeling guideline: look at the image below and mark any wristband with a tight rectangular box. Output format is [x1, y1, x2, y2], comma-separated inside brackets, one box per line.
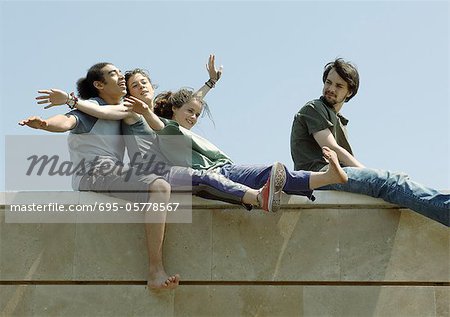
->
[205, 78, 217, 89]
[66, 92, 79, 109]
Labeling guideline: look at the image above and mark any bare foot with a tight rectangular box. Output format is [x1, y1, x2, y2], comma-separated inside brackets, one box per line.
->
[322, 146, 348, 184]
[148, 270, 180, 290]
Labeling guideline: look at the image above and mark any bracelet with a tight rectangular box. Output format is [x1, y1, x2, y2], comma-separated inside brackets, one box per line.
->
[66, 92, 79, 109]
[205, 78, 217, 89]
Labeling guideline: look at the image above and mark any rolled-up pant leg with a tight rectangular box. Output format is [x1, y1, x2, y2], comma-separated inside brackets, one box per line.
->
[219, 164, 314, 199]
[320, 167, 450, 227]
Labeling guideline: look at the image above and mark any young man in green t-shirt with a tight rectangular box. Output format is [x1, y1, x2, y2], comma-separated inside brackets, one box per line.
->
[290, 58, 449, 227]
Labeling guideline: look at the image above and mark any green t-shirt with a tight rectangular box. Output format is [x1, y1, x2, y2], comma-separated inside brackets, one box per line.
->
[290, 97, 353, 172]
[157, 118, 233, 170]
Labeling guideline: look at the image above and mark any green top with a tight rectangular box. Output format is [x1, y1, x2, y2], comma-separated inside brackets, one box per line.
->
[290, 97, 353, 172]
[157, 118, 233, 170]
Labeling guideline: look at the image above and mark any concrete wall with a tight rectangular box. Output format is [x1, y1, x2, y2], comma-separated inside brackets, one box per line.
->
[1, 191, 449, 316]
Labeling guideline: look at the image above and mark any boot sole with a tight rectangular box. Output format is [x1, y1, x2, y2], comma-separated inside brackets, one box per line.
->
[268, 162, 287, 212]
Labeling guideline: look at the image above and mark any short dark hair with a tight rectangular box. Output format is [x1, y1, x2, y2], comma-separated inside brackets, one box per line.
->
[124, 68, 158, 96]
[323, 58, 359, 102]
[76, 62, 112, 99]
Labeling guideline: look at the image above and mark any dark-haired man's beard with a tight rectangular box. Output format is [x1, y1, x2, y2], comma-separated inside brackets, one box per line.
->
[323, 93, 337, 106]
[324, 92, 345, 106]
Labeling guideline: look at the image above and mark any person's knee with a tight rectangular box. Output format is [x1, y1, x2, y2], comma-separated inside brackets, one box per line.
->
[149, 179, 171, 194]
[350, 167, 410, 187]
[385, 171, 410, 187]
[345, 167, 386, 181]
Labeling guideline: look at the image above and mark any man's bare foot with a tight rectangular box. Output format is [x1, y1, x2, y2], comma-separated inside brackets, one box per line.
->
[322, 146, 348, 184]
[148, 270, 180, 290]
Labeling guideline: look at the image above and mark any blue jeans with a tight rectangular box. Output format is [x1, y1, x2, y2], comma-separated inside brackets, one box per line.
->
[219, 163, 314, 199]
[319, 167, 449, 227]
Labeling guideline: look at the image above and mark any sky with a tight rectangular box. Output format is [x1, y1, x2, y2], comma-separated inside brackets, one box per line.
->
[0, 0, 449, 191]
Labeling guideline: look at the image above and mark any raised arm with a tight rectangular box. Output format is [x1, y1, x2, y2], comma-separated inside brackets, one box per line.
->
[194, 54, 223, 99]
[19, 114, 76, 132]
[313, 128, 365, 168]
[125, 96, 164, 131]
[36, 89, 131, 120]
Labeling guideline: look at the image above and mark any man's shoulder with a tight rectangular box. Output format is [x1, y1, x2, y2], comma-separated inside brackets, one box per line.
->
[89, 97, 106, 105]
[295, 98, 329, 118]
[299, 98, 327, 111]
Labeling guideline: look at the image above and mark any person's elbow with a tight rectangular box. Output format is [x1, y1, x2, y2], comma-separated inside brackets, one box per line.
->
[60, 116, 77, 131]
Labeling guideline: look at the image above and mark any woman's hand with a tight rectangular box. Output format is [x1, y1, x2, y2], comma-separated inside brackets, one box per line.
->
[206, 54, 223, 81]
[124, 96, 153, 115]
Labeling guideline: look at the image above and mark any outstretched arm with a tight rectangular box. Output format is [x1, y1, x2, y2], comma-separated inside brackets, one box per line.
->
[125, 96, 164, 131]
[18, 114, 76, 132]
[194, 54, 223, 99]
[313, 129, 365, 168]
[36, 89, 131, 120]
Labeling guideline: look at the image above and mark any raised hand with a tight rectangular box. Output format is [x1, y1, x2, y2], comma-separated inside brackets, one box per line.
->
[206, 54, 223, 81]
[18, 116, 48, 129]
[36, 89, 69, 109]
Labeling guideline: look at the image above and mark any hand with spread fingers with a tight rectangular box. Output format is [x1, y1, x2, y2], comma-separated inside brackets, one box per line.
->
[124, 96, 153, 115]
[124, 96, 164, 131]
[36, 89, 69, 109]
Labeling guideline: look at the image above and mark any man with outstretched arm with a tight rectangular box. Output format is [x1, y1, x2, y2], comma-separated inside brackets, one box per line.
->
[290, 58, 449, 227]
[19, 62, 180, 289]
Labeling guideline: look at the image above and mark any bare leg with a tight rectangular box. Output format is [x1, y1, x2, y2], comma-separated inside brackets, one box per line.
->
[145, 179, 180, 290]
[309, 147, 348, 189]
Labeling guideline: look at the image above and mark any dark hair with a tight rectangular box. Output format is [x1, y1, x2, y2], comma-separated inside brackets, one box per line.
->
[322, 58, 360, 102]
[124, 68, 158, 96]
[154, 88, 211, 121]
[76, 62, 112, 99]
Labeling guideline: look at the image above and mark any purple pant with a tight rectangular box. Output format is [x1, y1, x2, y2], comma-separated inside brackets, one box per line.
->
[219, 163, 314, 200]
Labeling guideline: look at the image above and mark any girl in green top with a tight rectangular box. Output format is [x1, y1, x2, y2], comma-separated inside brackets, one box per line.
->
[126, 71, 347, 199]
